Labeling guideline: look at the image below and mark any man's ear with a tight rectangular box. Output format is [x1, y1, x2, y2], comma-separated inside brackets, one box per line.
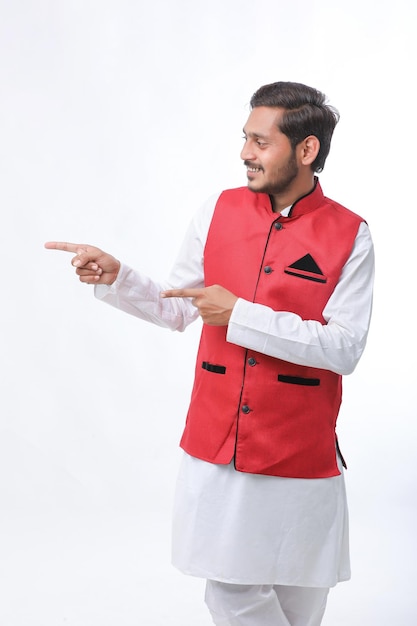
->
[298, 135, 320, 166]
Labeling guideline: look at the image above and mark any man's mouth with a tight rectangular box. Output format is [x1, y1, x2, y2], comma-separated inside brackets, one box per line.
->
[245, 162, 263, 173]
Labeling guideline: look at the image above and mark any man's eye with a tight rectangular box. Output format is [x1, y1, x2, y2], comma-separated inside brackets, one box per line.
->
[256, 140, 266, 147]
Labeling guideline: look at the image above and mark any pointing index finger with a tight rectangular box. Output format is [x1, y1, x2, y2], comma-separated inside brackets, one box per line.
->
[44, 241, 85, 254]
[161, 288, 201, 299]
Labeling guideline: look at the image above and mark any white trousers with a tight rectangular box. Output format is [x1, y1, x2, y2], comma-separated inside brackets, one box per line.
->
[205, 580, 329, 626]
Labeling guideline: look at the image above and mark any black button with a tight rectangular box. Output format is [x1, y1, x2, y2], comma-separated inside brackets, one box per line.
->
[248, 357, 257, 366]
[274, 221, 283, 230]
[264, 266, 272, 274]
[241, 405, 251, 414]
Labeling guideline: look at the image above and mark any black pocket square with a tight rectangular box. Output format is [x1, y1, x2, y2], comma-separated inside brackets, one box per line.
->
[284, 254, 327, 283]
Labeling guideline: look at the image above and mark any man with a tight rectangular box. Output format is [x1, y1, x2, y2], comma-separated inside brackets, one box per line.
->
[45, 81, 374, 626]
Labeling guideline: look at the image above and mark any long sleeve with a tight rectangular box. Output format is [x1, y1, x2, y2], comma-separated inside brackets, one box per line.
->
[227, 221, 374, 375]
[94, 193, 219, 331]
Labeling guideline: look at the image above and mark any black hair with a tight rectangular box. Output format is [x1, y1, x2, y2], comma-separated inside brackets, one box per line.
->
[250, 81, 339, 172]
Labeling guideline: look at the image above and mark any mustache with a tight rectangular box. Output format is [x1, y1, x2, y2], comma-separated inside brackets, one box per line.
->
[244, 161, 263, 170]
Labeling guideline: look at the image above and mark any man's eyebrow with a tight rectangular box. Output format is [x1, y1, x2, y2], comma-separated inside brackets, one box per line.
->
[242, 128, 269, 139]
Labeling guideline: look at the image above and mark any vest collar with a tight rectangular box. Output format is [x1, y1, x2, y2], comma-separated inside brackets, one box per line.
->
[252, 177, 325, 219]
[287, 177, 324, 218]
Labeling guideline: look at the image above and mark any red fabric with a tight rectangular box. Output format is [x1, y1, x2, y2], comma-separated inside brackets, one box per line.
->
[180, 182, 363, 478]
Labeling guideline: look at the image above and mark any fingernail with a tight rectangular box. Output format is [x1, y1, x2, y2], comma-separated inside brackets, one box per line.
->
[73, 259, 81, 267]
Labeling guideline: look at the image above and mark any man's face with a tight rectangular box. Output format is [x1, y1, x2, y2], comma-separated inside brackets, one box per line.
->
[241, 106, 299, 195]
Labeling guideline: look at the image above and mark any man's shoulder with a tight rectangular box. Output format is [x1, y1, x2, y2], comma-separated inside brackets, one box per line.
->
[219, 186, 251, 198]
[323, 195, 365, 223]
[217, 186, 268, 206]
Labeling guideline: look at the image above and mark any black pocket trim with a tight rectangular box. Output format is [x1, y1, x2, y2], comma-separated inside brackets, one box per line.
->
[284, 269, 327, 283]
[278, 374, 320, 386]
[202, 361, 226, 375]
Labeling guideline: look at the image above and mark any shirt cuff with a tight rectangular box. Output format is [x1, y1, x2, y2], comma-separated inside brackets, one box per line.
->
[227, 298, 262, 346]
[94, 263, 129, 299]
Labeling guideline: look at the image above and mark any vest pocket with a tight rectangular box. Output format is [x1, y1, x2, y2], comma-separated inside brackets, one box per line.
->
[278, 374, 320, 386]
[202, 361, 226, 375]
[284, 253, 327, 283]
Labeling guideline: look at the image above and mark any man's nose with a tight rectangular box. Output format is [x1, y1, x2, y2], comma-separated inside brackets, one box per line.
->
[240, 141, 255, 162]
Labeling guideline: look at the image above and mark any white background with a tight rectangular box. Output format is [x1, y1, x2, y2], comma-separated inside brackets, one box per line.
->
[1, 0, 416, 624]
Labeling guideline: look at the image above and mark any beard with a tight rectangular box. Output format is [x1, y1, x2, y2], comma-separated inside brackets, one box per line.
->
[268, 150, 299, 194]
[245, 149, 299, 195]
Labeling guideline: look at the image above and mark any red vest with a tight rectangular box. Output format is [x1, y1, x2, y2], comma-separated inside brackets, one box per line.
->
[180, 182, 364, 478]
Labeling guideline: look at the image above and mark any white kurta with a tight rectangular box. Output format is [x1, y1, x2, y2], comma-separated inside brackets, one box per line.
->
[95, 190, 374, 588]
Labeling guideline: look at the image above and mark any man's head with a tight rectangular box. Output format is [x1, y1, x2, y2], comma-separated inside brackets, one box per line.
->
[249, 81, 339, 173]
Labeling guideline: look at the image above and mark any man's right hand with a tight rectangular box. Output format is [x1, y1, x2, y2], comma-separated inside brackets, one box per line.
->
[44, 242, 121, 285]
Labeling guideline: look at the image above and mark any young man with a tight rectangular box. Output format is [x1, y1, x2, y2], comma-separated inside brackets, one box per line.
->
[46, 81, 374, 626]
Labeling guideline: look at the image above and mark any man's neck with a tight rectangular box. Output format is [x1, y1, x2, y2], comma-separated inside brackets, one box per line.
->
[270, 176, 316, 213]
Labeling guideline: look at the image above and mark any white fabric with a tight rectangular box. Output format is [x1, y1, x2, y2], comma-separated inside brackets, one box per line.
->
[95, 189, 374, 587]
[205, 580, 329, 626]
[172, 452, 350, 587]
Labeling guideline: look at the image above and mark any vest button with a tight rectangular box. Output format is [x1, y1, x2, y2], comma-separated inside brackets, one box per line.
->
[248, 357, 257, 366]
[264, 266, 272, 274]
[274, 221, 283, 230]
[241, 405, 251, 414]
